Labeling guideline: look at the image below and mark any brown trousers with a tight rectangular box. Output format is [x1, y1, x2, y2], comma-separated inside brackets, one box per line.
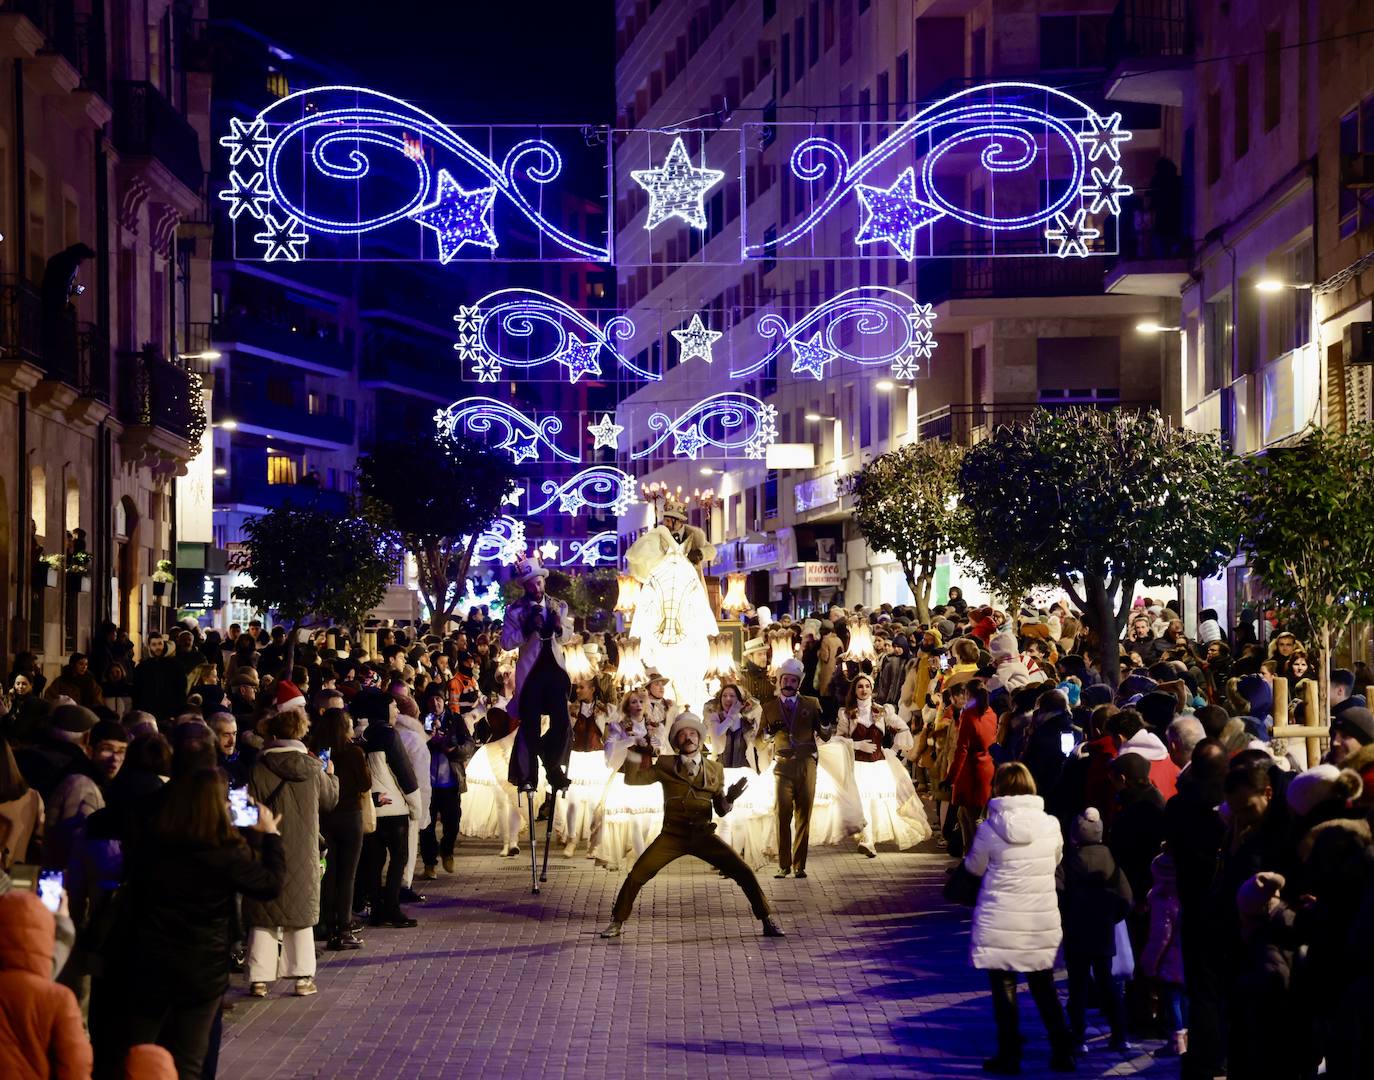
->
[775, 755, 817, 872]
[611, 826, 772, 923]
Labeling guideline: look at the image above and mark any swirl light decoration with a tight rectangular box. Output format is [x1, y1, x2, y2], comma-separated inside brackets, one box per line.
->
[526, 466, 636, 516]
[630, 393, 778, 462]
[220, 85, 609, 262]
[731, 286, 937, 380]
[471, 515, 527, 566]
[453, 290, 655, 384]
[434, 397, 578, 465]
[742, 82, 1131, 262]
[561, 532, 621, 568]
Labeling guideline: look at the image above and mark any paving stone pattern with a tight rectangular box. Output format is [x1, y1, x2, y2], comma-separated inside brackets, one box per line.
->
[220, 838, 1175, 1079]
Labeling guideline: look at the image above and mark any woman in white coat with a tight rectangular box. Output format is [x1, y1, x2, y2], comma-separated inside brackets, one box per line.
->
[963, 762, 1075, 1075]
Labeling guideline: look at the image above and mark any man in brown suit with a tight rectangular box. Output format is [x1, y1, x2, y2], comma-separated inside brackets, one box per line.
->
[762, 657, 830, 879]
[600, 712, 784, 939]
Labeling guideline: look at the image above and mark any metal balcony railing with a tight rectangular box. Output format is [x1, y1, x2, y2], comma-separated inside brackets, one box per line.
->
[1107, 0, 1193, 64]
[117, 348, 201, 442]
[917, 244, 1107, 303]
[212, 313, 353, 372]
[112, 80, 204, 196]
[917, 401, 1154, 446]
[0, 274, 43, 365]
[2, 0, 107, 94]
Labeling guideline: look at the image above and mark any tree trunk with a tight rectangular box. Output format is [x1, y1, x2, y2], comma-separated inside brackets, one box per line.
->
[1318, 622, 1331, 735]
[1079, 572, 1123, 688]
[910, 569, 931, 624]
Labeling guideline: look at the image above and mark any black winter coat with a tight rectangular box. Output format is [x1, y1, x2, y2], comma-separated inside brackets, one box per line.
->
[113, 834, 284, 1001]
[132, 654, 186, 720]
[1110, 784, 1167, 902]
[1056, 841, 1133, 958]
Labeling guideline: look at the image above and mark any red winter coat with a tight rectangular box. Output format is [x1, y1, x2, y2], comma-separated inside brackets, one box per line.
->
[0, 890, 92, 1080]
[949, 705, 998, 810]
[971, 614, 998, 646]
[1081, 734, 1120, 818]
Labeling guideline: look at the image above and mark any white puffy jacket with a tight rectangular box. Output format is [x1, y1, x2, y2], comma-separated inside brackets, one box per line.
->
[964, 794, 1064, 972]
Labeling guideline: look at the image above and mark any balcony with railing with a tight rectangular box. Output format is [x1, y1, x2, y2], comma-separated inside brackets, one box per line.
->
[226, 397, 355, 449]
[1105, 0, 1193, 106]
[211, 314, 354, 373]
[917, 243, 1107, 304]
[0, 273, 109, 403]
[111, 79, 203, 199]
[116, 348, 202, 446]
[2, 0, 108, 95]
[1104, 161, 1191, 297]
[0, 274, 42, 366]
[215, 474, 351, 516]
[916, 400, 1153, 447]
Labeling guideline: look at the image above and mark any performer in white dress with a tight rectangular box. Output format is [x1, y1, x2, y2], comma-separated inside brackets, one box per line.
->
[593, 688, 666, 870]
[460, 667, 539, 856]
[626, 497, 718, 715]
[557, 680, 614, 858]
[836, 672, 931, 855]
[704, 682, 776, 869]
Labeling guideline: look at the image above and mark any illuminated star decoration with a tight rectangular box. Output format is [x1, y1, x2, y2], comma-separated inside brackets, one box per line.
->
[508, 430, 541, 464]
[791, 331, 834, 380]
[558, 489, 586, 514]
[538, 540, 560, 562]
[587, 414, 624, 451]
[473, 355, 501, 382]
[454, 304, 481, 333]
[454, 304, 483, 362]
[218, 170, 273, 220]
[855, 166, 944, 260]
[1080, 112, 1132, 163]
[253, 213, 309, 262]
[911, 330, 938, 359]
[631, 136, 725, 230]
[410, 170, 499, 262]
[559, 335, 602, 383]
[671, 314, 724, 365]
[1083, 165, 1133, 216]
[219, 116, 274, 168]
[501, 487, 524, 507]
[673, 424, 707, 459]
[1045, 209, 1101, 258]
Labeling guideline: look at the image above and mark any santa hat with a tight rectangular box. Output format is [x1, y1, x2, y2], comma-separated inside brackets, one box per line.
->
[272, 679, 306, 713]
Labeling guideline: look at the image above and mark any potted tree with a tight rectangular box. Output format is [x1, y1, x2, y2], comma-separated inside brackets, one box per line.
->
[151, 558, 176, 602]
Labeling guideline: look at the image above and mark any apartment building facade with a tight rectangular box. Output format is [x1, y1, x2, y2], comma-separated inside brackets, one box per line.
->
[0, 0, 212, 678]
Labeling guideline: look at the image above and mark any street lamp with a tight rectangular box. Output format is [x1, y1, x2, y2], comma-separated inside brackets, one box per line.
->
[1255, 279, 1312, 294]
[804, 411, 836, 422]
[1136, 321, 1185, 334]
[213, 467, 227, 476]
[216, 419, 239, 430]
[181, 349, 222, 361]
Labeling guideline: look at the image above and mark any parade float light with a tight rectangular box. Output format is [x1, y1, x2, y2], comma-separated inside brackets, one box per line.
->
[845, 616, 879, 663]
[767, 628, 798, 676]
[614, 573, 641, 615]
[720, 573, 750, 616]
[615, 636, 647, 689]
[562, 636, 594, 685]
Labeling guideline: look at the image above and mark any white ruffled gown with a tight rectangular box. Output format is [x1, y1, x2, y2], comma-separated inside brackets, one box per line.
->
[591, 719, 666, 870]
[837, 702, 931, 850]
[707, 705, 776, 870]
[555, 703, 614, 854]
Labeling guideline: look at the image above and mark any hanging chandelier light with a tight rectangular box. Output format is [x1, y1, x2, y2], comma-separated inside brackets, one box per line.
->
[709, 633, 738, 681]
[767, 628, 798, 676]
[719, 572, 750, 616]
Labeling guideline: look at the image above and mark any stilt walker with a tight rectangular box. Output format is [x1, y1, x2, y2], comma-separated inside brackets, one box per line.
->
[501, 556, 574, 893]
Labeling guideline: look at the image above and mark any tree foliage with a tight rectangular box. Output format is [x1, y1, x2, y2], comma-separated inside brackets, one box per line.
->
[844, 441, 964, 621]
[359, 431, 517, 635]
[958, 408, 1244, 683]
[229, 504, 394, 629]
[1240, 423, 1374, 723]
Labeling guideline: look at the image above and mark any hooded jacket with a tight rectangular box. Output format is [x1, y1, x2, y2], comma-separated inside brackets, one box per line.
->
[0, 890, 92, 1080]
[244, 742, 338, 929]
[1056, 830, 1133, 958]
[965, 794, 1064, 971]
[1139, 852, 1185, 985]
[1117, 730, 1180, 800]
[987, 631, 1045, 693]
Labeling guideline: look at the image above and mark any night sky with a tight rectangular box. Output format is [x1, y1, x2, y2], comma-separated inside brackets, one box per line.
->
[213, 0, 616, 124]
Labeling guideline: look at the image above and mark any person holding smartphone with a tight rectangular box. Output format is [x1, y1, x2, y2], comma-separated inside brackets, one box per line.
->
[312, 708, 370, 951]
[98, 768, 283, 1079]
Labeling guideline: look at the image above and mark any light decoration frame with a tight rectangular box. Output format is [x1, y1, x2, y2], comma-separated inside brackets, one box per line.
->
[435, 397, 578, 465]
[671, 313, 724, 365]
[471, 515, 527, 566]
[741, 82, 1131, 262]
[630, 392, 778, 462]
[222, 84, 610, 263]
[453, 289, 656, 384]
[526, 466, 636, 517]
[561, 531, 621, 568]
[730, 285, 938, 380]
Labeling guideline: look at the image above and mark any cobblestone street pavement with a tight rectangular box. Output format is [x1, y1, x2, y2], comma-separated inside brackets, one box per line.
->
[220, 837, 1175, 1079]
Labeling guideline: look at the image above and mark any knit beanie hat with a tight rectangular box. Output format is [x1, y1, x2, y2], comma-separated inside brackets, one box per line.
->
[1285, 764, 1364, 818]
[1081, 684, 1113, 710]
[1137, 690, 1178, 732]
[1237, 673, 1274, 717]
[1072, 806, 1104, 845]
[1334, 706, 1374, 746]
[52, 702, 98, 734]
[272, 679, 306, 713]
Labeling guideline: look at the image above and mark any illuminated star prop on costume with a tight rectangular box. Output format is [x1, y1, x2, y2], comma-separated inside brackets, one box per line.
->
[1080, 112, 1132, 162]
[587, 414, 624, 451]
[1045, 208, 1100, 258]
[791, 332, 834, 380]
[253, 214, 309, 262]
[411, 170, 499, 261]
[855, 167, 944, 260]
[1083, 165, 1132, 216]
[671, 314, 724, 365]
[631, 135, 725, 230]
[219, 116, 273, 168]
[218, 170, 273, 220]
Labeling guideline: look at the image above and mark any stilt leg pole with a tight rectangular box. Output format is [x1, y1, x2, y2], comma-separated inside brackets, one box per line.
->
[527, 789, 540, 894]
[541, 788, 558, 883]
